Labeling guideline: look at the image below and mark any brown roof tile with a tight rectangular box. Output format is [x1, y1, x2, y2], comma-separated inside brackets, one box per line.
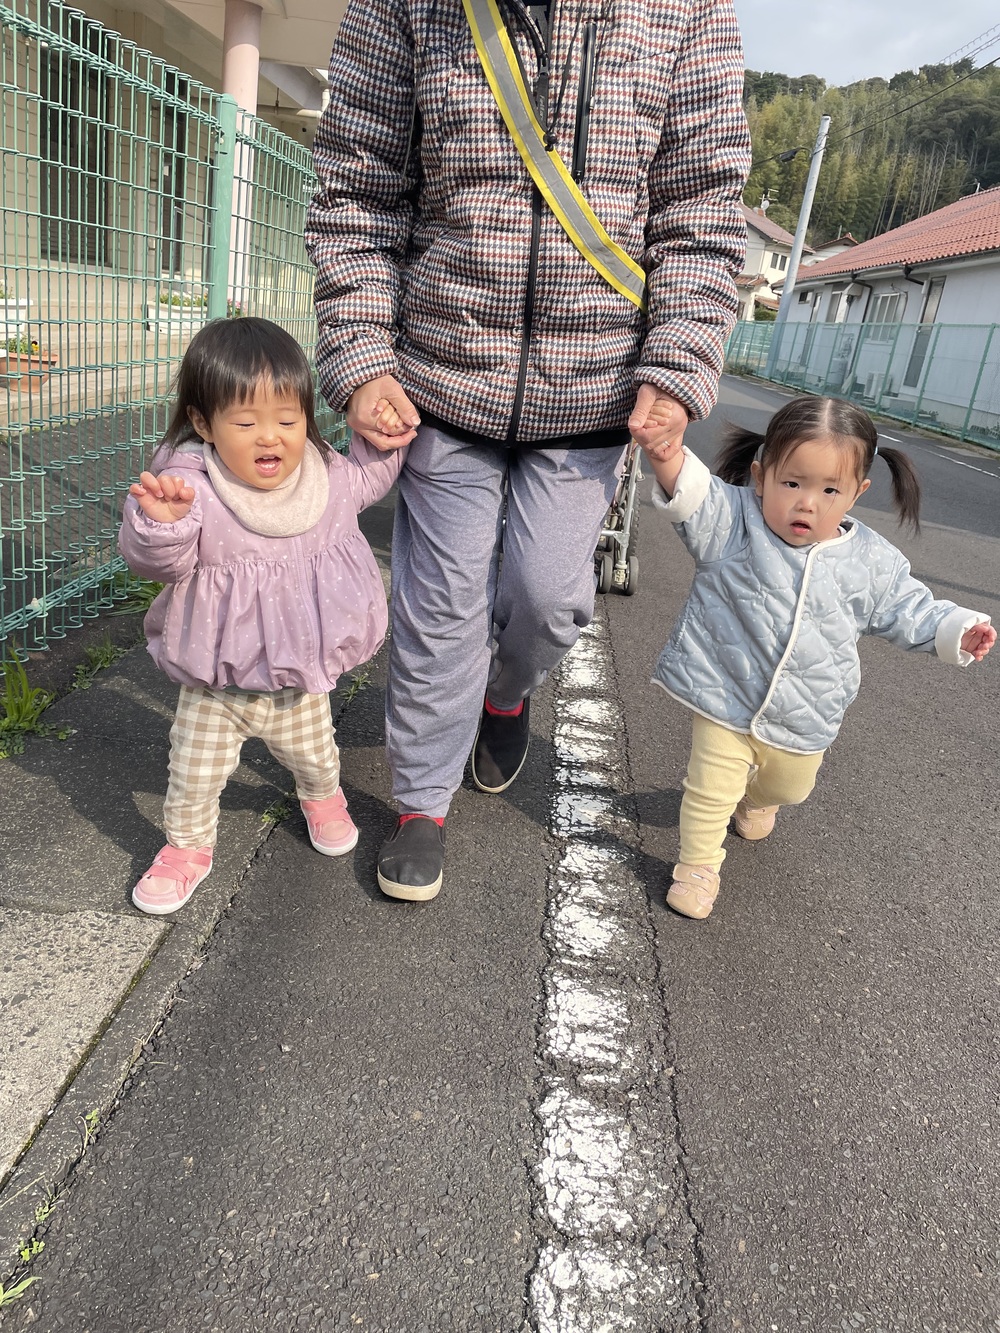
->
[796, 186, 1000, 282]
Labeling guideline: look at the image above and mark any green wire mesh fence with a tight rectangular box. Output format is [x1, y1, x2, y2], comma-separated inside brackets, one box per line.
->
[726, 320, 1000, 450]
[0, 0, 345, 653]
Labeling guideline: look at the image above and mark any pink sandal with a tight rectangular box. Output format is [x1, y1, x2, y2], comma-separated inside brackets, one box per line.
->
[132, 844, 213, 916]
[301, 789, 359, 856]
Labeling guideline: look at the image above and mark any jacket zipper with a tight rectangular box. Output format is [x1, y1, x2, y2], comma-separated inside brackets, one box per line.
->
[571, 21, 597, 182]
[506, 7, 549, 443]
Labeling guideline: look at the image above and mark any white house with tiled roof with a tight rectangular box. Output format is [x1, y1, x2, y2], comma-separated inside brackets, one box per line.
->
[737, 202, 813, 319]
[759, 187, 1000, 439]
[801, 233, 859, 266]
[783, 186, 1000, 331]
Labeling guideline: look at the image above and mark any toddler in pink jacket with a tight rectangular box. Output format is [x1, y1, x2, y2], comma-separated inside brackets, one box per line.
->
[119, 317, 405, 915]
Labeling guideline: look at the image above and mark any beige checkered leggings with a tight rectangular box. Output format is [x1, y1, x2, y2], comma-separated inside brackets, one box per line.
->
[164, 686, 341, 848]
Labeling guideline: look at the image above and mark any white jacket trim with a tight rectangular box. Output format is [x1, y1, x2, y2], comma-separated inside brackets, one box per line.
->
[651, 448, 712, 524]
[935, 606, 991, 666]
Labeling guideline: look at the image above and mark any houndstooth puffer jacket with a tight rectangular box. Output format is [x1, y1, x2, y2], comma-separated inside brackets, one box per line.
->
[651, 451, 989, 754]
[305, 0, 751, 444]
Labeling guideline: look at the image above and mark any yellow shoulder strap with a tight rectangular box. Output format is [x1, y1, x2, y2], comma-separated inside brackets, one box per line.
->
[461, 0, 647, 313]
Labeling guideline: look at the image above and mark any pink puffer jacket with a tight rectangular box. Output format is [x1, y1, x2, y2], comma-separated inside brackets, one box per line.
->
[118, 438, 401, 693]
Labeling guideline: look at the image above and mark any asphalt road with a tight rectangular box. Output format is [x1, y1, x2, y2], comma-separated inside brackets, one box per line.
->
[7, 377, 1000, 1332]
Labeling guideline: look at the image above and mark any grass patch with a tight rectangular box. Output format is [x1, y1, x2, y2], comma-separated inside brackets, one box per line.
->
[262, 795, 294, 827]
[109, 577, 163, 617]
[0, 655, 72, 758]
[71, 636, 130, 691]
[0, 1271, 38, 1308]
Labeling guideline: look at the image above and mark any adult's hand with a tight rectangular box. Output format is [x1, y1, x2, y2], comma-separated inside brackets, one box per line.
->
[346, 375, 421, 451]
[628, 383, 690, 454]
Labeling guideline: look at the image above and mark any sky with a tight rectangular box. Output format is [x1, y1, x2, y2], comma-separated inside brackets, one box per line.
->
[734, 0, 1000, 86]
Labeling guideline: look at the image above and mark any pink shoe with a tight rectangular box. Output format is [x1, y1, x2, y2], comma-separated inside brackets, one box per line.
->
[732, 799, 779, 840]
[301, 788, 359, 856]
[132, 844, 213, 916]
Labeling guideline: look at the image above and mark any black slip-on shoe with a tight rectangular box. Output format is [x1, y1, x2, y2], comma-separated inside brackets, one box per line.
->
[376, 816, 445, 901]
[471, 697, 530, 794]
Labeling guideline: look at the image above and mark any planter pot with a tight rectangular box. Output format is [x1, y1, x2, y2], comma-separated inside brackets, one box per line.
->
[0, 298, 31, 343]
[0, 352, 58, 389]
[145, 302, 207, 334]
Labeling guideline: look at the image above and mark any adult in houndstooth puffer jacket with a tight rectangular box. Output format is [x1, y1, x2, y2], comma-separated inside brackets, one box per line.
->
[306, 0, 751, 902]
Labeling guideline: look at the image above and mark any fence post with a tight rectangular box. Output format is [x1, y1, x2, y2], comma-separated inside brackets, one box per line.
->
[207, 95, 238, 320]
[959, 325, 997, 443]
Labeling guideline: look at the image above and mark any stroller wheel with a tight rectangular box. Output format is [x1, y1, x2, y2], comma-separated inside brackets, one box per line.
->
[623, 555, 639, 596]
[597, 551, 614, 594]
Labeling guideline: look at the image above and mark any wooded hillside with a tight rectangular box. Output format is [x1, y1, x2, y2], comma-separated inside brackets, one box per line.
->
[744, 60, 1000, 245]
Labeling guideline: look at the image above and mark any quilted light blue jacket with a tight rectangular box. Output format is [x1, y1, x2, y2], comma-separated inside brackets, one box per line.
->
[652, 451, 989, 754]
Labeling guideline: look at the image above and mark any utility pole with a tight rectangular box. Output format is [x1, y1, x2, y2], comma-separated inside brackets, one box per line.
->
[774, 115, 831, 324]
[765, 114, 830, 380]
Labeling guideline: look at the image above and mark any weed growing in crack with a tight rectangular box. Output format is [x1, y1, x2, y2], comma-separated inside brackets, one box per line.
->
[342, 667, 372, 703]
[71, 636, 130, 691]
[0, 655, 73, 758]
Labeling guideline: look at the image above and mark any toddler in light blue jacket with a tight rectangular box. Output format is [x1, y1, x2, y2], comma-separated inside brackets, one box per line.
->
[635, 395, 995, 920]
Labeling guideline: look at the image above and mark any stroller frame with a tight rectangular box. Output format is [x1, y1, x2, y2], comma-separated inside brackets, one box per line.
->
[595, 440, 641, 595]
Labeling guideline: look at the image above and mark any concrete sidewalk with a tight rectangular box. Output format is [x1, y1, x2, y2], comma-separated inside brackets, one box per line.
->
[0, 494, 396, 1272]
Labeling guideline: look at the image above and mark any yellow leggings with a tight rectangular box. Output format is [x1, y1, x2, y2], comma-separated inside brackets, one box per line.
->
[680, 713, 825, 870]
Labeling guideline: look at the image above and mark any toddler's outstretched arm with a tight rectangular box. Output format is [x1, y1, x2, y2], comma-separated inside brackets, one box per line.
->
[640, 436, 686, 497]
[119, 470, 201, 583]
[961, 622, 996, 661]
[344, 432, 408, 510]
[632, 388, 689, 497]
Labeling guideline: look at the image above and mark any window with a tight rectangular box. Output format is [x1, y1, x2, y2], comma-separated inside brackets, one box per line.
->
[40, 14, 112, 264]
[770, 251, 781, 268]
[866, 292, 901, 341]
[920, 278, 945, 324]
[778, 254, 788, 271]
[824, 282, 848, 324]
[903, 280, 945, 387]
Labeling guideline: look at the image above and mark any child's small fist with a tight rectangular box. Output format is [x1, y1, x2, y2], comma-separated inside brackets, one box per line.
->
[372, 397, 407, 435]
[961, 621, 996, 662]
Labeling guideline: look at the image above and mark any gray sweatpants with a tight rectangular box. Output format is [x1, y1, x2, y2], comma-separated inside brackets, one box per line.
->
[386, 421, 626, 816]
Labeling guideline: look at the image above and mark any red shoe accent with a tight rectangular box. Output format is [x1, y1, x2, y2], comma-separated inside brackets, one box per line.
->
[399, 813, 445, 827]
[483, 697, 524, 718]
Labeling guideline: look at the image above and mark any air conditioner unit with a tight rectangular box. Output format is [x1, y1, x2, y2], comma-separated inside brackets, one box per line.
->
[864, 371, 885, 399]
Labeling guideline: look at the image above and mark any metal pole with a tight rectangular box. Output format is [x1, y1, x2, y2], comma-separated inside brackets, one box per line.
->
[764, 115, 831, 383]
[775, 115, 830, 324]
[207, 96, 237, 320]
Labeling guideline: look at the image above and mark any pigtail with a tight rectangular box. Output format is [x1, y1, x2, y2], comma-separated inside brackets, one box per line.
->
[875, 445, 922, 534]
[715, 425, 765, 485]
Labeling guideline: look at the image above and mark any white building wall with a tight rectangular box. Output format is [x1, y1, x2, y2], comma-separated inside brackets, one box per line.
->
[934, 262, 1000, 324]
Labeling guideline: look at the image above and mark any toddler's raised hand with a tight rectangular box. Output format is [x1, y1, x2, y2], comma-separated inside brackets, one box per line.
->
[961, 622, 996, 662]
[130, 471, 196, 524]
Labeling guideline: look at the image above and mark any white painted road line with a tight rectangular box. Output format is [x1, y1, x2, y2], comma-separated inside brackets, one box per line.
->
[529, 614, 697, 1332]
[879, 432, 1000, 479]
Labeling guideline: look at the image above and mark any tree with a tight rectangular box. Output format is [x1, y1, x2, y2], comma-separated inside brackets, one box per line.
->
[742, 59, 1000, 244]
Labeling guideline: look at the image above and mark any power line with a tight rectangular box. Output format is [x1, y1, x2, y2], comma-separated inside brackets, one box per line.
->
[939, 21, 1000, 67]
[827, 54, 1000, 152]
[749, 50, 1000, 171]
